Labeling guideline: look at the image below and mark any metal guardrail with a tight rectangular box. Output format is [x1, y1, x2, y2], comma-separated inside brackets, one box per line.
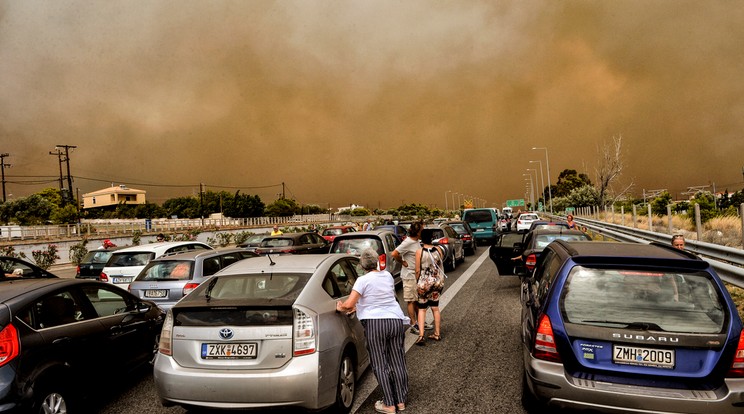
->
[576, 217, 744, 288]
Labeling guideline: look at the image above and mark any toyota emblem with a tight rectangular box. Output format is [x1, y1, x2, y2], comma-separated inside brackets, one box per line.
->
[219, 328, 234, 340]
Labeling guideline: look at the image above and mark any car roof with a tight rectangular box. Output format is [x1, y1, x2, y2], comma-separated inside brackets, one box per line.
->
[109, 241, 212, 254]
[529, 228, 585, 236]
[153, 247, 249, 261]
[262, 232, 312, 240]
[0, 278, 89, 302]
[215, 253, 347, 275]
[332, 229, 393, 239]
[553, 240, 708, 269]
[325, 225, 355, 229]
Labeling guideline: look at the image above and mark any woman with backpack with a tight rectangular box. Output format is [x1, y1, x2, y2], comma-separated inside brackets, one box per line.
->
[414, 234, 446, 346]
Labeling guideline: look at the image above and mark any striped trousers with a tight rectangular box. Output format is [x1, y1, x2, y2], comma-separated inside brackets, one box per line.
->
[361, 318, 409, 406]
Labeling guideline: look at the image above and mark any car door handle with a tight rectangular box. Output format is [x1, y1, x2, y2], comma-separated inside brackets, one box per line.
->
[52, 337, 72, 345]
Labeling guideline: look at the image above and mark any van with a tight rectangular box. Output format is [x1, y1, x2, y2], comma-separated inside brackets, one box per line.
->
[462, 208, 499, 244]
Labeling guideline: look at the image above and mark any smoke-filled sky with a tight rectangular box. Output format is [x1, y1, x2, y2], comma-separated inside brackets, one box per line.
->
[2, 1, 744, 210]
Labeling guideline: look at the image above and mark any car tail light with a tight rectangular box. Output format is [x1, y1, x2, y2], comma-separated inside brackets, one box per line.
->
[100, 272, 109, 282]
[437, 238, 450, 245]
[525, 254, 537, 272]
[727, 330, 744, 377]
[293, 307, 316, 356]
[378, 253, 387, 271]
[462, 235, 472, 241]
[533, 314, 561, 363]
[0, 323, 20, 367]
[158, 311, 174, 356]
[183, 283, 200, 296]
[75, 265, 81, 276]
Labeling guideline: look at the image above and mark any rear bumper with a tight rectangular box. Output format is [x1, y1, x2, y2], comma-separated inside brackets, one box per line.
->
[524, 353, 744, 414]
[153, 351, 322, 410]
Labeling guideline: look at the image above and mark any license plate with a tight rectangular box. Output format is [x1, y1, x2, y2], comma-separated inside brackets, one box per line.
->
[613, 345, 674, 369]
[144, 289, 167, 298]
[112, 277, 132, 284]
[475, 229, 484, 232]
[201, 343, 258, 359]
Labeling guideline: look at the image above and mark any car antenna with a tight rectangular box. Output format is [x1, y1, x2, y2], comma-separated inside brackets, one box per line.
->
[268, 253, 276, 266]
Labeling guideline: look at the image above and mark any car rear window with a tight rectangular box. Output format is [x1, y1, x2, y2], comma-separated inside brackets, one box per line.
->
[107, 252, 154, 267]
[324, 229, 343, 236]
[449, 224, 467, 234]
[521, 214, 539, 220]
[136, 260, 194, 281]
[260, 238, 293, 247]
[83, 251, 114, 264]
[464, 210, 494, 223]
[421, 229, 445, 241]
[331, 237, 384, 255]
[193, 273, 310, 302]
[535, 233, 590, 249]
[562, 266, 726, 334]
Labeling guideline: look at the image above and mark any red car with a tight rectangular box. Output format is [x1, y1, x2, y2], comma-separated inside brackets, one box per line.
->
[321, 225, 358, 242]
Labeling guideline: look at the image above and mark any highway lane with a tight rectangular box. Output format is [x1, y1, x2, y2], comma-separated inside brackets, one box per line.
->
[84, 249, 528, 414]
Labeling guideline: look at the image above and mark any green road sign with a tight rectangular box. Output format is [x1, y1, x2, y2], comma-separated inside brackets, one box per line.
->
[507, 199, 525, 207]
[566, 207, 575, 212]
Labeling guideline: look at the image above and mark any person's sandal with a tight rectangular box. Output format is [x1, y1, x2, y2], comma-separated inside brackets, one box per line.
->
[428, 333, 441, 341]
[415, 336, 426, 346]
[397, 403, 406, 411]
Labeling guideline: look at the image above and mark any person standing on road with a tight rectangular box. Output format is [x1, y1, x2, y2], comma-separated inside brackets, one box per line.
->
[336, 248, 410, 414]
[414, 234, 446, 346]
[391, 221, 431, 335]
[566, 214, 579, 230]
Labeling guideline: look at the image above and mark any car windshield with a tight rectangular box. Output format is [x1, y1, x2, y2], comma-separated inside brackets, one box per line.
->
[137, 260, 194, 281]
[562, 266, 726, 334]
[464, 211, 492, 223]
[520, 214, 538, 220]
[534, 233, 589, 249]
[332, 238, 384, 255]
[260, 238, 293, 247]
[108, 252, 154, 267]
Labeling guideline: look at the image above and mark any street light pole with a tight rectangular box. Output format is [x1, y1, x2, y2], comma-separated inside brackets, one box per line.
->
[533, 147, 553, 213]
[530, 160, 545, 212]
[523, 174, 534, 210]
[527, 168, 539, 211]
[0, 153, 10, 203]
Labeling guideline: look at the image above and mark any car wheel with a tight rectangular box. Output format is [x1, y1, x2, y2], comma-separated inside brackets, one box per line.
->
[33, 382, 72, 414]
[333, 352, 356, 414]
[446, 251, 456, 271]
[521, 369, 544, 413]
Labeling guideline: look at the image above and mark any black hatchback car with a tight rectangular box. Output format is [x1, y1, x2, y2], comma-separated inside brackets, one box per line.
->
[253, 232, 330, 255]
[75, 247, 122, 279]
[444, 220, 477, 256]
[0, 278, 164, 413]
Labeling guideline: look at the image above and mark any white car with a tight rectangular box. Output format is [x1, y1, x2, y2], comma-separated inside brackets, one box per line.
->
[515, 213, 539, 232]
[100, 241, 212, 290]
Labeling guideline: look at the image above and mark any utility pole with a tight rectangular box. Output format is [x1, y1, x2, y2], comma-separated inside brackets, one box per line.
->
[0, 153, 10, 202]
[49, 149, 65, 192]
[55, 144, 77, 203]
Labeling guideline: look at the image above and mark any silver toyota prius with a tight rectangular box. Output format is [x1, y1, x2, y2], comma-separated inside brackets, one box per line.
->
[153, 254, 370, 412]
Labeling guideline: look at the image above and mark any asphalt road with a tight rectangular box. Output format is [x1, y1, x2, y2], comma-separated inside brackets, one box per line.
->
[75, 248, 529, 414]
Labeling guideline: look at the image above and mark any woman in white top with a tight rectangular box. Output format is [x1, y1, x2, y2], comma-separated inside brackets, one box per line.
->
[336, 248, 409, 414]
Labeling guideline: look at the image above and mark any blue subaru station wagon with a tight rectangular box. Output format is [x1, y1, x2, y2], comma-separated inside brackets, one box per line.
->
[520, 240, 744, 413]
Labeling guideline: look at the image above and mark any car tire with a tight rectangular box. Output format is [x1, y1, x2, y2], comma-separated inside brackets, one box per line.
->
[446, 251, 456, 271]
[521, 369, 545, 414]
[33, 381, 72, 414]
[333, 352, 356, 414]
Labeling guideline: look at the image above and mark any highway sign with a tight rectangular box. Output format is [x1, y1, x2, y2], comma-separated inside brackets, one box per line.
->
[507, 199, 525, 207]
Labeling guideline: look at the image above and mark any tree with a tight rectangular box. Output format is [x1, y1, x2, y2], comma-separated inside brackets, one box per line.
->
[688, 191, 717, 223]
[163, 197, 201, 218]
[650, 191, 673, 216]
[0, 194, 55, 225]
[595, 134, 628, 207]
[265, 198, 299, 217]
[554, 170, 592, 198]
[224, 192, 265, 218]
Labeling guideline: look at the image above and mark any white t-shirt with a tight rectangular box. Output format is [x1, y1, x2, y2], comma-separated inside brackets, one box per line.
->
[395, 237, 420, 280]
[352, 270, 409, 323]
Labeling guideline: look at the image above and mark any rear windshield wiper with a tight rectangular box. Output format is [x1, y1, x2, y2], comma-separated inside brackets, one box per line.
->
[205, 277, 218, 301]
[581, 320, 665, 331]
